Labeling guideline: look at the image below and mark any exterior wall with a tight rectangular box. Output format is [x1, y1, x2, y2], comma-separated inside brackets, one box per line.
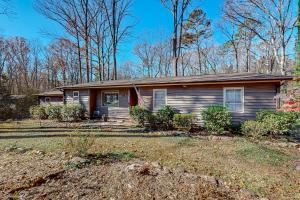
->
[39, 96, 63, 105]
[139, 83, 277, 124]
[95, 88, 130, 119]
[64, 89, 90, 114]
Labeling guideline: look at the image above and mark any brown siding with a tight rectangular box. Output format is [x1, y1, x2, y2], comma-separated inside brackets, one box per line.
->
[65, 89, 90, 113]
[96, 88, 130, 119]
[139, 83, 277, 124]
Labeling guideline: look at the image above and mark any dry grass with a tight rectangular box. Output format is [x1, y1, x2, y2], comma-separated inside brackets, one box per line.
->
[0, 120, 299, 199]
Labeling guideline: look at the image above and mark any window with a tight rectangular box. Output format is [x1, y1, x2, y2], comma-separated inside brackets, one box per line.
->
[102, 92, 119, 107]
[45, 97, 51, 103]
[73, 91, 79, 102]
[153, 89, 167, 110]
[223, 87, 244, 113]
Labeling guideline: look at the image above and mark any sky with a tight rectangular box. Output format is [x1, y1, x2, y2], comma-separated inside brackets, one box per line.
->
[0, 0, 225, 63]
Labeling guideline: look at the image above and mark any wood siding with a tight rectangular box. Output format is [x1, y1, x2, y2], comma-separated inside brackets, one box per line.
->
[95, 88, 130, 119]
[140, 83, 277, 123]
[65, 89, 90, 113]
[39, 97, 63, 105]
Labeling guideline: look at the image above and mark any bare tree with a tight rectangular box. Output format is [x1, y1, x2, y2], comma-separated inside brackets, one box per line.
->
[100, 0, 133, 80]
[35, 0, 100, 83]
[160, 0, 192, 76]
[0, 0, 15, 16]
[223, 0, 297, 75]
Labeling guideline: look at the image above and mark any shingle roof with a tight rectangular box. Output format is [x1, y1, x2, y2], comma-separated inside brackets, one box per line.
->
[36, 90, 63, 97]
[62, 72, 293, 89]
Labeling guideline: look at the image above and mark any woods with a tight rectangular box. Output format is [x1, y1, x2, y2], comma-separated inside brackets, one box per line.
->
[0, 0, 298, 95]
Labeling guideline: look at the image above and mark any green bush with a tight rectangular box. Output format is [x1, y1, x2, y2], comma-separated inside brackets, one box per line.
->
[256, 109, 276, 121]
[156, 106, 178, 130]
[129, 106, 151, 126]
[201, 105, 232, 134]
[242, 111, 299, 137]
[62, 104, 85, 122]
[241, 120, 267, 138]
[145, 113, 159, 130]
[0, 107, 14, 121]
[262, 112, 298, 135]
[30, 105, 48, 120]
[45, 104, 63, 121]
[66, 131, 95, 157]
[173, 113, 196, 132]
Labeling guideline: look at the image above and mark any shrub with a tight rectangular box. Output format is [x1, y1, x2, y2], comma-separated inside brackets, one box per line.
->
[66, 131, 95, 157]
[130, 106, 151, 126]
[242, 111, 299, 138]
[145, 113, 159, 130]
[201, 105, 232, 134]
[173, 113, 196, 132]
[30, 105, 48, 120]
[241, 120, 267, 138]
[62, 104, 85, 122]
[262, 112, 299, 135]
[45, 104, 63, 121]
[256, 109, 276, 121]
[256, 110, 299, 134]
[0, 107, 14, 121]
[156, 105, 178, 130]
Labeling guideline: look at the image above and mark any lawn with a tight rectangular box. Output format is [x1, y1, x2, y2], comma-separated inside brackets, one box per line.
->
[0, 120, 299, 199]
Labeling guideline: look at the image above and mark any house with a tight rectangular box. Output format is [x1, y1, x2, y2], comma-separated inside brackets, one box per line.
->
[61, 73, 293, 124]
[36, 90, 64, 105]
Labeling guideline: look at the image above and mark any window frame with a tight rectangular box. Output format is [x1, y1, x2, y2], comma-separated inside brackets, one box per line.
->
[73, 91, 79, 102]
[223, 87, 244, 113]
[101, 91, 120, 107]
[45, 97, 51, 103]
[153, 89, 167, 111]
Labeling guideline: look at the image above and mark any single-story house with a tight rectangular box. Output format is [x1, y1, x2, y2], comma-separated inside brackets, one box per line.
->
[61, 73, 293, 123]
[36, 90, 64, 105]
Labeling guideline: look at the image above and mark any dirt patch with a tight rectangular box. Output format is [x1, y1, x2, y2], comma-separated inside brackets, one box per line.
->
[0, 151, 259, 200]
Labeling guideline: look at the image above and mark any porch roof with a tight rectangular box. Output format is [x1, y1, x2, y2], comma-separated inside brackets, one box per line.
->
[35, 90, 63, 97]
[61, 72, 293, 89]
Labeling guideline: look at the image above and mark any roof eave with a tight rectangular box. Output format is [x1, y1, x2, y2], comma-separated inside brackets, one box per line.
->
[62, 78, 292, 90]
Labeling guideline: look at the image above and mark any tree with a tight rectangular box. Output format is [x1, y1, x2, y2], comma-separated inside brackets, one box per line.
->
[224, 0, 297, 75]
[100, 0, 133, 80]
[35, 0, 100, 83]
[182, 8, 212, 74]
[160, 0, 192, 76]
[134, 41, 157, 78]
[219, 19, 241, 72]
[0, 0, 15, 16]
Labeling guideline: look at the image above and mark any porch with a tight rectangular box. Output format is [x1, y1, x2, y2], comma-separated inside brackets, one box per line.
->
[89, 87, 139, 119]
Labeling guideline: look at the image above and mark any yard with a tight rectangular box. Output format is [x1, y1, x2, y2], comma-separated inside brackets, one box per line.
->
[0, 120, 299, 199]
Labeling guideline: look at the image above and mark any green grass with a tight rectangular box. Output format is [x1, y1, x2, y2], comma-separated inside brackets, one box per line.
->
[236, 143, 292, 166]
[0, 120, 299, 199]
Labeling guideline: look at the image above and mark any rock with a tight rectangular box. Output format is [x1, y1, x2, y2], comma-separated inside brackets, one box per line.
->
[151, 161, 162, 169]
[61, 151, 67, 158]
[125, 164, 142, 172]
[34, 150, 45, 155]
[238, 189, 255, 198]
[287, 142, 298, 148]
[69, 157, 88, 165]
[200, 175, 219, 186]
[296, 163, 300, 172]
[17, 147, 29, 154]
[277, 142, 289, 147]
[177, 167, 187, 174]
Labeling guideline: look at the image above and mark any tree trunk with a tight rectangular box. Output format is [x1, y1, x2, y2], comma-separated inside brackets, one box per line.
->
[112, 0, 117, 80]
[76, 31, 83, 83]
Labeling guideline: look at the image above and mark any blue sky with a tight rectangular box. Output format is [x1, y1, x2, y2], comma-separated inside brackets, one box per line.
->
[0, 0, 225, 63]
